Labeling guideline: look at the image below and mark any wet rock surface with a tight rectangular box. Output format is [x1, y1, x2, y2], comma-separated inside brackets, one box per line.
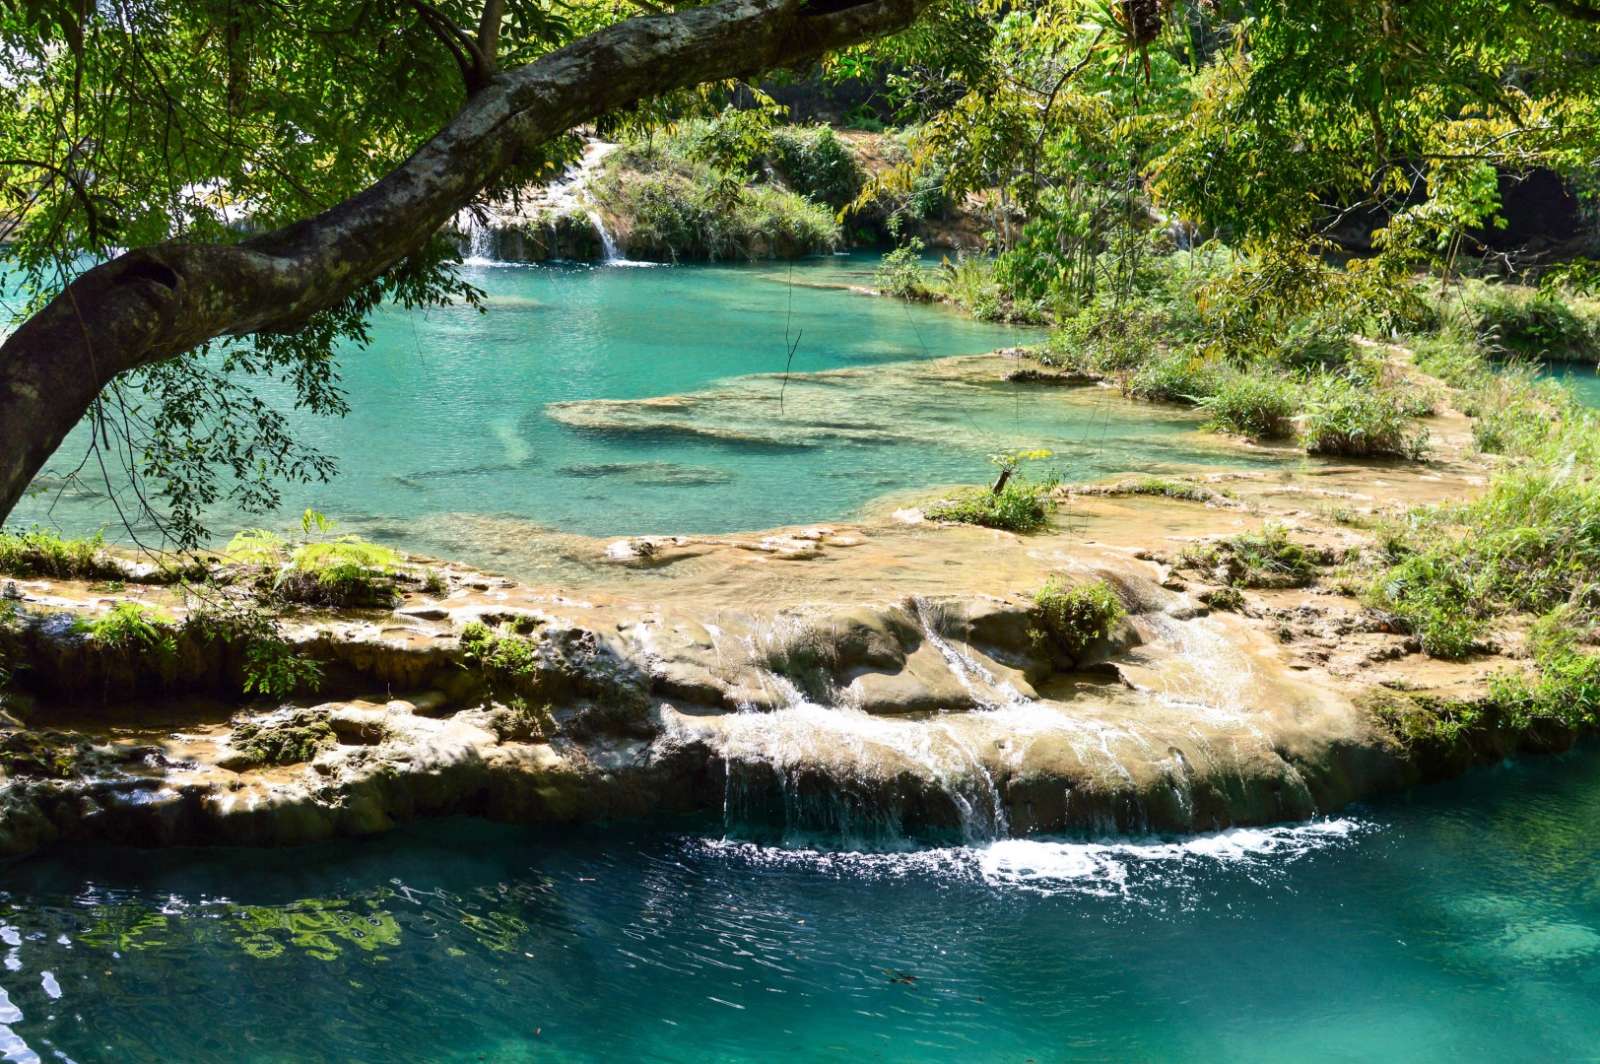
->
[0, 388, 1554, 858]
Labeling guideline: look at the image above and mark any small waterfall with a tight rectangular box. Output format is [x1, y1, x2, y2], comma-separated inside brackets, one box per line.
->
[707, 610, 1019, 847]
[456, 212, 498, 265]
[451, 138, 623, 265]
[912, 597, 1030, 711]
[586, 209, 621, 262]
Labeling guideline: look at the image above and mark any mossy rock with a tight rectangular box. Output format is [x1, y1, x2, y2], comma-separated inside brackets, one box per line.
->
[485, 700, 557, 743]
[1029, 578, 1127, 662]
[0, 729, 93, 779]
[225, 710, 337, 769]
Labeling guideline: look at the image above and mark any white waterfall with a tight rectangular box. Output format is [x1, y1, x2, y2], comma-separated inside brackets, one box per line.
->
[456, 211, 498, 265]
[704, 606, 1029, 846]
[452, 138, 625, 265]
[586, 208, 621, 262]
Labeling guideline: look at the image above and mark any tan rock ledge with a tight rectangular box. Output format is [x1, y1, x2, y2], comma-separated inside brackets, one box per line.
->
[0, 399, 1566, 858]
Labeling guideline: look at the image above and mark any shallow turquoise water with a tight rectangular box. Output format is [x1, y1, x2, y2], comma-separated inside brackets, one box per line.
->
[3, 749, 1600, 1062]
[8, 255, 1282, 563]
[1543, 363, 1600, 408]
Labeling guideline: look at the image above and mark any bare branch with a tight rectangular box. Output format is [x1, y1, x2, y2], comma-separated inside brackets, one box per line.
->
[477, 0, 507, 70]
[407, 0, 490, 91]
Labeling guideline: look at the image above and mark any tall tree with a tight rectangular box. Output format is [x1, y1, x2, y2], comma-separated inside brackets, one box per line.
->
[0, 0, 934, 537]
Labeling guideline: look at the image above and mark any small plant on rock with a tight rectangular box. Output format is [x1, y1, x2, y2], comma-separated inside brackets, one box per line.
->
[226, 511, 402, 609]
[1182, 524, 1319, 589]
[1029, 577, 1126, 659]
[74, 602, 179, 657]
[183, 601, 323, 697]
[460, 619, 548, 696]
[926, 450, 1057, 533]
[487, 696, 558, 742]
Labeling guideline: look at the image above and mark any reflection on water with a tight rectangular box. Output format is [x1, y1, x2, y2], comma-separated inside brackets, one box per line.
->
[3, 748, 1600, 1061]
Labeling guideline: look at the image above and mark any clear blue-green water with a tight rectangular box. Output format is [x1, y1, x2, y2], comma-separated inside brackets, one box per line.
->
[1544, 363, 1600, 408]
[4, 750, 1600, 1062]
[7, 255, 1281, 564]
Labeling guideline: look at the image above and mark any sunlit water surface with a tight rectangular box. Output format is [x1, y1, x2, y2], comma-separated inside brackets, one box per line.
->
[2, 750, 1600, 1062]
[6, 255, 1287, 569]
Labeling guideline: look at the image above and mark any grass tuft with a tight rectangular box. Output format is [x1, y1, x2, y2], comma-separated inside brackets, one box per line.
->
[926, 479, 1055, 533]
[1030, 577, 1126, 658]
[1182, 524, 1320, 589]
[1299, 372, 1428, 459]
[0, 529, 120, 580]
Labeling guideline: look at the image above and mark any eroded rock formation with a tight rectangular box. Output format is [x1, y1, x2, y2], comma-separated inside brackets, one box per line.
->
[0, 389, 1565, 859]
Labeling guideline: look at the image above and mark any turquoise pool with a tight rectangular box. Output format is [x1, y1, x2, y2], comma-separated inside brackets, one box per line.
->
[7, 255, 1282, 567]
[2, 749, 1598, 1062]
[1544, 362, 1600, 407]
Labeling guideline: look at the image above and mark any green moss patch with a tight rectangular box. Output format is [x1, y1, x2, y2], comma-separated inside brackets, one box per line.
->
[228, 711, 337, 768]
[0, 729, 93, 779]
[1181, 524, 1321, 589]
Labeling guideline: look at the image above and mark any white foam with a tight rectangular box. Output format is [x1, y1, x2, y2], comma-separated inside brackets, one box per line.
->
[691, 818, 1365, 898]
[975, 819, 1362, 896]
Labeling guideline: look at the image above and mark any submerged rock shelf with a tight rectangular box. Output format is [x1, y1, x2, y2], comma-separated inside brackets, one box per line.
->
[0, 396, 1563, 858]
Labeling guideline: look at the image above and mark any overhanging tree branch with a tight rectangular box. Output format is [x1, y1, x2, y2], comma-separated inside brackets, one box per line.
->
[0, 0, 934, 524]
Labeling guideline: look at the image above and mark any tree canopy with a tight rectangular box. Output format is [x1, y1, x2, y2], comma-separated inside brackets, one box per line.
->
[0, 0, 935, 544]
[2, 0, 1600, 548]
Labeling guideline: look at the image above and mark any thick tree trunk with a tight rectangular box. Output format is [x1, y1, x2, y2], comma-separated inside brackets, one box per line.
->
[0, 0, 931, 523]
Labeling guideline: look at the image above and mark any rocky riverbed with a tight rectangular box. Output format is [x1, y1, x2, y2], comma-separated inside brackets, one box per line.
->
[0, 369, 1568, 859]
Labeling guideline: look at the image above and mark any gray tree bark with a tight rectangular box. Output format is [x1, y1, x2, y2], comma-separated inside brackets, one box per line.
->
[0, 0, 931, 522]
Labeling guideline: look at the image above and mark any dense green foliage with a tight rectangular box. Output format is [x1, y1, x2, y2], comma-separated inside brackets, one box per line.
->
[1197, 374, 1297, 440]
[7, 0, 1600, 549]
[73, 602, 179, 656]
[1299, 373, 1429, 459]
[1368, 472, 1600, 659]
[1020, 244, 1440, 455]
[596, 137, 841, 261]
[1468, 284, 1599, 363]
[768, 125, 865, 210]
[1342, 321, 1600, 738]
[0, 529, 118, 580]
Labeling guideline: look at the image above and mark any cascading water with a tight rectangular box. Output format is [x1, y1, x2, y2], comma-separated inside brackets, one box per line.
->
[458, 213, 497, 265]
[680, 591, 1320, 849]
[452, 138, 625, 265]
[706, 607, 1029, 847]
[585, 208, 621, 262]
